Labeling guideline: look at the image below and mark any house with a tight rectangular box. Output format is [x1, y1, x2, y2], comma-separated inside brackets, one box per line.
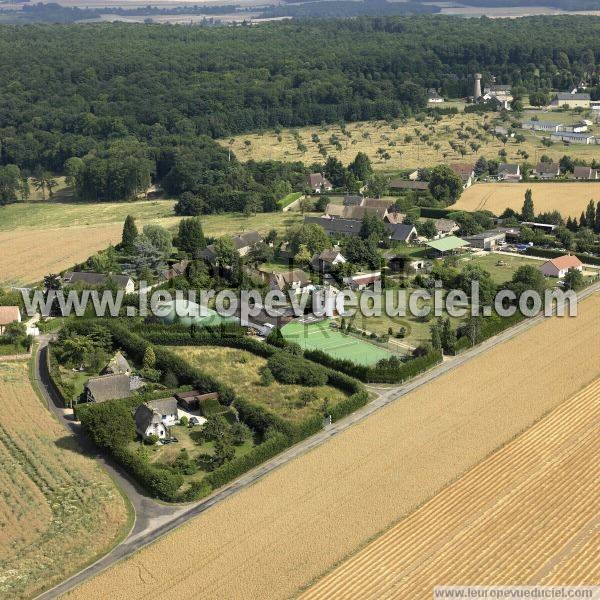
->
[434, 219, 459, 238]
[324, 203, 387, 220]
[306, 173, 332, 193]
[550, 92, 591, 108]
[161, 259, 190, 281]
[134, 397, 179, 439]
[200, 230, 263, 263]
[483, 85, 513, 110]
[389, 179, 429, 192]
[62, 271, 135, 294]
[450, 163, 475, 189]
[304, 216, 363, 237]
[497, 163, 522, 182]
[521, 120, 563, 132]
[269, 269, 312, 293]
[384, 212, 406, 225]
[386, 223, 418, 244]
[427, 89, 444, 104]
[102, 352, 131, 376]
[572, 166, 599, 180]
[462, 228, 507, 251]
[0, 306, 21, 334]
[533, 162, 560, 179]
[84, 373, 131, 403]
[539, 255, 583, 278]
[310, 248, 346, 273]
[343, 195, 363, 206]
[550, 132, 595, 145]
[343, 272, 381, 290]
[175, 390, 218, 411]
[425, 236, 469, 257]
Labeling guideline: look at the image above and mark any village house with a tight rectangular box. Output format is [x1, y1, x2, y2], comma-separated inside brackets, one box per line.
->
[550, 92, 591, 108]
[269, 269, 313, 294]
[434, 219, 459, 238]
[483, 84, 512, 109]
[304, 216, 363, 237]
[310, 248, 346, 273]
[384, 211, 406, 225]
[306, 173, 332, 193]
[102, 352, 131, 376]
[389, 179, 429, 193]
[62, 271, 135, 294]
[161, 259, 190, 281]
[134, 397, 179, 440]
[533, 162, 560, 179]
[572, 166, 599, 180]
[201, 230, 263, 263]
[342, 271, 381, 290]
[450, 163, 475, 189]
[427, 89, 444, 104]
[0, 306, 21, 335]
[343, 195, 363, 206]
[324, 203, 388, 221]
[497, 163, 522, 182]
[539, 255, 583, 279]
[386, 223, 418, 244]
[84, 373, 131, 403]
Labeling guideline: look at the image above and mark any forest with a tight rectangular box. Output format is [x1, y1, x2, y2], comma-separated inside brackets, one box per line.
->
[0, 16, 598, 203]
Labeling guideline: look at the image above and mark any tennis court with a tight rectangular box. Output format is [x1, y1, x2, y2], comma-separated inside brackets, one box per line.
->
[281, 319, 394, 366]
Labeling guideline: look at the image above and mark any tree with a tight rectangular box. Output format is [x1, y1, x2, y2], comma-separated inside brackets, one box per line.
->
[360, 212, 386, 241]
[121, 215, 138, 252]
[285, 223, 330, 255]
[416, 219, 437, 239]
[366, 173, 389, 198]
[177, 217, 206, 258]
[440, 318, 456, 354]
[430, 321, 442, 351]
[559, 155, 574, 173]
[563, 268, 584, 291]
[508, 265, 546, 298]
[294, 244, 312, 267]
[462, 316, 482, 347]
[0, 165, 22, 205]
[143, 224, 173, 257]
[260, 367, 274, 386]
[595, 201, 600, 233]
[521, 189, 534, 222]
[64, 157, 84, 186]
[175, 192, 205, 216]
[348, 152, 372, 181]
[143, 345, 156, 370]
[131, 235, 165, 279]
[428, 165, 463, 205]
[585, 199, 596, 230]
[323, 156, 347, 187]
[212, 236, 239, 269]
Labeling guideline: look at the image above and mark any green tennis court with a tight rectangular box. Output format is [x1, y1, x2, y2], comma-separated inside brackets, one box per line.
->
[281, 319, 394, 366]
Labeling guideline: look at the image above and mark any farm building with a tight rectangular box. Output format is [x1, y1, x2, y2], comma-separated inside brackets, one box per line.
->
[389, 179, 429, 192]
[571, 166, 599, 180]
[550, 132, 595, 145]
[550, 92, 591, 108]
[560, 122, 589, 133]
[0, 306, 21, 334]
[425, 236, 469, 257]
[304, 216, 362, 237]
[62, 271, 135, 293]
[134, 397, 179, 439]
[533, 162, 560, 179]
[306, 173, 332, 193]
[521, 120, 563, 132]
[462, 228, 507, 251]
[175, 390, 219, 412]
[84, 373, 131, 403]
[343, 272, 381, 290]
[497, 163, 522, 181]
[539, 255, 583, 278]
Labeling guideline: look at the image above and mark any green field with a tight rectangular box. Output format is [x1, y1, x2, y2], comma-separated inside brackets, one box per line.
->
[457, 253, 545, 285]
[281, 319, 394, 366]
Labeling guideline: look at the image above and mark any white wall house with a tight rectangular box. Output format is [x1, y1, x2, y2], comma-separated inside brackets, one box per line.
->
[539, 255, 583, 279]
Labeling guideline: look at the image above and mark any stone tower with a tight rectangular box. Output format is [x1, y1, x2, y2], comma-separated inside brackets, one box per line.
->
[474, 73, 482, 99]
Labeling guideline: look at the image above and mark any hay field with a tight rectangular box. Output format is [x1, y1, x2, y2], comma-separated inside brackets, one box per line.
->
[0, 206, 301, 286]
[65, 294, 600, 600]
[221, 113, 600, 172]
[0, 360, 129, 599]
[453, 182, 600, 218]
[302, 377, 600, 598]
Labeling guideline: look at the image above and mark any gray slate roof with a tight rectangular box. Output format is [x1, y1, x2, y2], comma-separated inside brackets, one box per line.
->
[85, 373, 131, 403]
[498, 163, 520, 174]
[63, 271, 132, 289]
[386, 223, 417, 242]
[556, 92, 590, 101]
[231, 230, 262, 250]
[304, 216, 363, 236]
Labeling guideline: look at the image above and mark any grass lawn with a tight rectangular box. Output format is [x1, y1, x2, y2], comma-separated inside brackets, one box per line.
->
[172, 346, 349, 423]
[0, 342, 29, 356]
[457, 252, 544, 285]
[59, 366, 96, 404]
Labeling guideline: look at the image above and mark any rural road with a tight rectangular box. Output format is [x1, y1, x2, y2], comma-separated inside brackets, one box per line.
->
[34, 281, 600, 600]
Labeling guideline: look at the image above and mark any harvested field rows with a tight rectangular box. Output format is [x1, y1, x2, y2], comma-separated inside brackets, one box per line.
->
[0, 361, 129, 599]
[453, 182, 600, 218]
[302, 378, 600, 599]
[65, 293, 600, 600]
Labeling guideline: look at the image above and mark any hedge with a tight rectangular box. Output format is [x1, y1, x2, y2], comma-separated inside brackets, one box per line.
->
[419, 207, 459, 219]
[46, 343, 75, 407]
[525, 246, 600, 266]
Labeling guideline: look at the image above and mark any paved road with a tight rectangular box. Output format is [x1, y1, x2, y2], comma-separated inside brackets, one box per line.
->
[34, 281, 599, 599]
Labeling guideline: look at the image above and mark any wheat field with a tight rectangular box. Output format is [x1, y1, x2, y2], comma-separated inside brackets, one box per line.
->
[301, 377, 600, 599]
[453, 182, 600, 218]
[0, 361, 129, 599]
[64, 294, 600, 600]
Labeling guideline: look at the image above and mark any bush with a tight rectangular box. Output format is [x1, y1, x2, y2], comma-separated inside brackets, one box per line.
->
[179, 415, 189, 426]
[267, 352, 328, 386]
[145, 434, 159, 445]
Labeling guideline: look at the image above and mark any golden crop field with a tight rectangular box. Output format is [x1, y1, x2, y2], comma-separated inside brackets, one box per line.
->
[0, 360, 129, 599]
[454, 182, 600, 218]
[64, 294, 600, 600]
[302, 377, 600, 599]
[221, 113, 600, 172]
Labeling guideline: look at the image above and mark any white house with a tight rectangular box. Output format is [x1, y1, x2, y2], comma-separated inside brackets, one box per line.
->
[497, 163, 522, 181]
[134, 397, 179, 439]
[343, 272, 381, 291]
[0, 306, 21, 334]
[311, 248, 346, 273]
[539, 255, 583, 279]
